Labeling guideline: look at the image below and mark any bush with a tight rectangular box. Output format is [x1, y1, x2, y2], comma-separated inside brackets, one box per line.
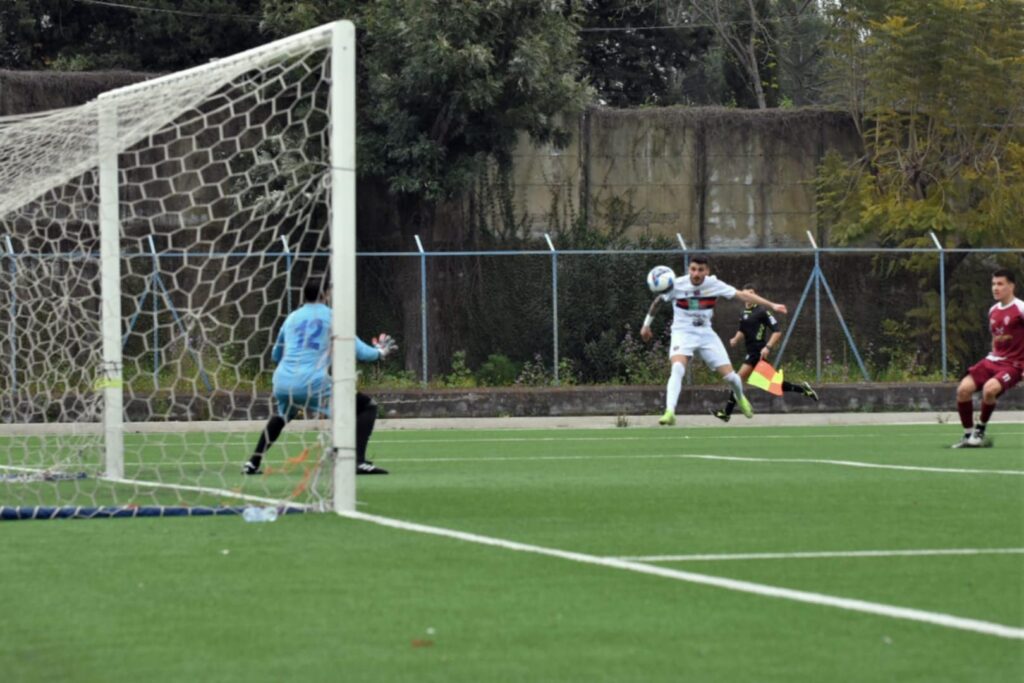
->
[441, 351, 476, 388]
[477, 354, 520, 386]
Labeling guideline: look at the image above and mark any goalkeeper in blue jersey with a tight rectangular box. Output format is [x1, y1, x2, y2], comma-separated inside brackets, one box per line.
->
[242, 278, 397, 476]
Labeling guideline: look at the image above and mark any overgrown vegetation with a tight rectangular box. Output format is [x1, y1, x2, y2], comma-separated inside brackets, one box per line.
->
[817, 0, 1024, 372]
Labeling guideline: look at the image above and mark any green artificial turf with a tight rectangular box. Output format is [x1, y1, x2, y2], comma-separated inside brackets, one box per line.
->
[2, 423, 1022, 682]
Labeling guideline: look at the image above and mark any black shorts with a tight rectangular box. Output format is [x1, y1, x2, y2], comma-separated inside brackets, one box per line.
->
[742, 348, 765, 367]
[356, 392, 376, 414]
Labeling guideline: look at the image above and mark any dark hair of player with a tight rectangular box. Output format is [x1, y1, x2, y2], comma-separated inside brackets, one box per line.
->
[303, 277, 329, 303]
[992, 269, 1015, 284]
[741, 282, 758, 291]
[690, 255, 709, 266]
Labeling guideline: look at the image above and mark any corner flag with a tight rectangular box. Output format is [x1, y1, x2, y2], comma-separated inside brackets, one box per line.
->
[748, 361, 784, 396]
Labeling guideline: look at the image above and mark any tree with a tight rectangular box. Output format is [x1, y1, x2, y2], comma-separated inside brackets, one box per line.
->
[0, 0, 264, 70]
[817, 0, 1024, 369]
[771, 0, 829, 105]
[262, 1, 590, 212]
[819, 0, 1024, 248]
[577, 0, 713, 107]
[683, 0, 777, 108]
[260, 1, 592, 374]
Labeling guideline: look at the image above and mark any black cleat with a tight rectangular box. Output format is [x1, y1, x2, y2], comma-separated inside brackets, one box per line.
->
[357, 462, 389, 475]
[709, 408, 730, 423]
[242, 460, 262, 475]
[802, 381, 819, 401]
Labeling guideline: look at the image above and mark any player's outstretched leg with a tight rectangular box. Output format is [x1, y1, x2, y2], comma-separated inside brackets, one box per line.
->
[244, 415, 287, 474]
[723, 371, 753, 418]
[711, 391, 734, 422]
[782, 380, 818, 401]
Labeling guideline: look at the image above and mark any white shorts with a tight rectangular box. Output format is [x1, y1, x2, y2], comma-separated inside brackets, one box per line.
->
[669, 325, 731, 369]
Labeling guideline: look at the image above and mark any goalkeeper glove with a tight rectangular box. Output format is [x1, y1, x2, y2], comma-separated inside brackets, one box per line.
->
[372, 333, 398, 359]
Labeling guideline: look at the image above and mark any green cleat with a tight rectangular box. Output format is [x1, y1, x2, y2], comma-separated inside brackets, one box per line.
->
[802, 381, 819, 402]
[737, 396, 754, 419]
[658, 410, 676, 426]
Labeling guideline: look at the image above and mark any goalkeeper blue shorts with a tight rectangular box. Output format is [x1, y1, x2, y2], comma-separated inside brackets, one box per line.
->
[274, 384, 331, 421]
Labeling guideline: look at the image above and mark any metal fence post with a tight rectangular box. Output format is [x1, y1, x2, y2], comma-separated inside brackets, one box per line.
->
[676, 233, 689, 271]
[414, 235, 428, 386]
[545, 233, 559, 385]
[807, 231, 822, 382]
[930, 231, 947, 381]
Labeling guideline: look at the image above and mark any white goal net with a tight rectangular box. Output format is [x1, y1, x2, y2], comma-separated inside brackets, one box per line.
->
[0, 21, 357, 518]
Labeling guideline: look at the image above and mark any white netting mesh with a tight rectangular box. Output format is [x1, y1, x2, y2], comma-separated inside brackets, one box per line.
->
[0, 25, 343, 514]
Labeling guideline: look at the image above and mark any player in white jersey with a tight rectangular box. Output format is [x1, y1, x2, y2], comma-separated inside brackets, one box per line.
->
[640, 256, 788, 425]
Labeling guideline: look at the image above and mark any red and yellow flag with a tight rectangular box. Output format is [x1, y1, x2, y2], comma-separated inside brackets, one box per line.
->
[748, 361, 784, 396]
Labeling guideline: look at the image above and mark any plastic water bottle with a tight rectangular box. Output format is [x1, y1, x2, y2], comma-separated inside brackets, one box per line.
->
[242, 506, 279, 523]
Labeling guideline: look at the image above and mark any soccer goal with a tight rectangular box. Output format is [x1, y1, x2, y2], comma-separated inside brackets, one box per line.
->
[0, 21, 358, 519]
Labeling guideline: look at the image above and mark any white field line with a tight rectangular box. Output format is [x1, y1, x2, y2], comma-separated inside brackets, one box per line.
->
[374, 431, 1024, 444]
[2, 420, 1022, 440]
[121, 451, 1024, 476]
[393, 452, 1024, 476]
[99, 476, 312, 510]
[0, 462, 312, 509]
[618, 548, 1024, 562]
[0, 432, 940, 446]
[344, 511, 1024, 641]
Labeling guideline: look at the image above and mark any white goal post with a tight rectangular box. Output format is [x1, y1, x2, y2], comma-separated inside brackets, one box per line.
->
[0, 21, 357, 517]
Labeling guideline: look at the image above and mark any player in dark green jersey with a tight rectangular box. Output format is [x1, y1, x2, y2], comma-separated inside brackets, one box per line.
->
[711, 283, 818, 422]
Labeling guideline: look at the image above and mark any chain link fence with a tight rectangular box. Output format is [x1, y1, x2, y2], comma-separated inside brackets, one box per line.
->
[2, 239, 1021, 401]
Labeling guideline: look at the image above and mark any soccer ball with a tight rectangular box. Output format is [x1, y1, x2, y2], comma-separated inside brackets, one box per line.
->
[646, 265, 675, 293]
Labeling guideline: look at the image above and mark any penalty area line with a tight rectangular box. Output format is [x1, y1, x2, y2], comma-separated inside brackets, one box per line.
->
[618, 547, 1024, 562]
[343, 511, 1024, 641]
[150, 452, 1024, 476]
[392, 452, 1024, 476]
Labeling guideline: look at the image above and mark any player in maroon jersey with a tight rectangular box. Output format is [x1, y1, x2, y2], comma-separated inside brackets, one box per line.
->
[952, 269, 1024, 448]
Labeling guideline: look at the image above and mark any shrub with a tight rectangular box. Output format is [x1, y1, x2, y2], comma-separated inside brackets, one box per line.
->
[477, 354, 520, 386]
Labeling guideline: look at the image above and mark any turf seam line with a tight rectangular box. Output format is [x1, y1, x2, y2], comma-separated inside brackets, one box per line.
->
[617, 548, 1024, 562]
[343, 511, 1024, 641]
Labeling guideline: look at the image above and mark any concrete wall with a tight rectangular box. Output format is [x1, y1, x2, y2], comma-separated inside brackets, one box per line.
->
[2, 73, 862, 249]
[53, 384, 1017, 423]
[512, 107, 861, 247]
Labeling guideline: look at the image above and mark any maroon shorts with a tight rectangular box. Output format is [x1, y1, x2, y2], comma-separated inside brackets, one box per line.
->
[967, 358, 1023, 391]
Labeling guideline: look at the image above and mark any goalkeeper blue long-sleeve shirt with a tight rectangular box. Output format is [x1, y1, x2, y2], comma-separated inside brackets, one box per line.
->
[271, 303, 380, 393]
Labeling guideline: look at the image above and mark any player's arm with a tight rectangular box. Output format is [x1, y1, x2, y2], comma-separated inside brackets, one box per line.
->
[735, 289, 787, 315]
[356, 334, 399, 362]
[729, 330, 744, 348]
[761, 331, 783, 358]
[761, 312, 782, 358]
[640, 296, 665, 342]
[356, 336, 380, 362]
[271, 326, 285, 364]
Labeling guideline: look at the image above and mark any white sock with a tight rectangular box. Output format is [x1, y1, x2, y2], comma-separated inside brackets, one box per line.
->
[724, 371, 744, 401]
[666, 362, 685, 412]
